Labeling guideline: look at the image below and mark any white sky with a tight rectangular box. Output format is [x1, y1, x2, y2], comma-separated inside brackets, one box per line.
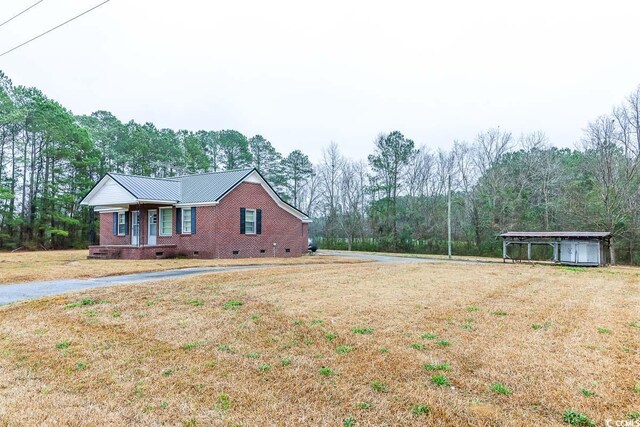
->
[1, 0, 640, 162]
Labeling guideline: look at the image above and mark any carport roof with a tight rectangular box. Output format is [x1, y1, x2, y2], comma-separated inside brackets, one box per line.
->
[500, 231, 611, 238]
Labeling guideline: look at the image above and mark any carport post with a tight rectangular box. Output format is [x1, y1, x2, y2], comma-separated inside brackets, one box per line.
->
[527, 242, 532, 261]
[502, 239, 507, 262]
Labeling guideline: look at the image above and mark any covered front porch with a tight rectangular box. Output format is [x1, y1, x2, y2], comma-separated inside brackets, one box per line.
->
[81, 172, 183, 259]
[90, 201, 179, 259]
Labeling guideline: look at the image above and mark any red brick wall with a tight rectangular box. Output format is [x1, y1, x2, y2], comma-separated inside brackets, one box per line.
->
[99, 211, 131, 246]
[99, 205, 181, 247]
[97, 182, 308, 259]
[209, 182, 308, 258]
[89, 245, 177, 260]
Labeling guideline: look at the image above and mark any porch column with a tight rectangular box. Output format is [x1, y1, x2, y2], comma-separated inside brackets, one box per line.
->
[88, 207, 96, 245]
[140, 205, 146, 246]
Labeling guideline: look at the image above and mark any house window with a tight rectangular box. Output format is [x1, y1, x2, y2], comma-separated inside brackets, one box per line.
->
[117, 212, 126, 236]
[245, 209, 256, 234]
[159, 207, 172, 236]
[182, 208, 192, 234]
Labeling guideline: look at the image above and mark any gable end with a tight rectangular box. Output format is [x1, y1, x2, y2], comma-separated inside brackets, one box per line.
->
[218, 169, 311, 222]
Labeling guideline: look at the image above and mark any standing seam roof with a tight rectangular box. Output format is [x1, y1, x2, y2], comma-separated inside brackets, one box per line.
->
[108, 173, 181, 201]
[175, 168, 253, 203]
[100, 168, 308, 218]
[108, 168, 255, 204]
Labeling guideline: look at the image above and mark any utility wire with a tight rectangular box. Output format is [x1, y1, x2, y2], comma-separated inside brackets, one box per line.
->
[0, 0, 45, 29]
[0, 0, 111, 58]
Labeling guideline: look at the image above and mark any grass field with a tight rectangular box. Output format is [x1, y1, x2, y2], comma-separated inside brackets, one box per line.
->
[0, 250, 364, 285]
[0, 259, 639, 426]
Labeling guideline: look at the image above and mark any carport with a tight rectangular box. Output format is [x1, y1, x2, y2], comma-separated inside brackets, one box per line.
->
[500, 231, 612, 266]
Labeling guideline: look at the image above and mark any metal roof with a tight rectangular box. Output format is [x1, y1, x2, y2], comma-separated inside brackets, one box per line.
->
[88, 168, 308, 219]
[107, 168, 256, 204]
[500, 231, 611, 238]
[108, 173, 181, 201]
[174, 168, 253, 203]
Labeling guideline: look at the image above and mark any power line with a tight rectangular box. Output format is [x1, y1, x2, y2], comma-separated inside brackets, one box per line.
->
[0, 0, 45, 29]
[0, 0, 111, 58]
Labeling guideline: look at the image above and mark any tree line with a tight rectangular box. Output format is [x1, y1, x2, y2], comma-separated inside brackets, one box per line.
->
[312, 87, 640, 264]
[1, 70, 639, 263]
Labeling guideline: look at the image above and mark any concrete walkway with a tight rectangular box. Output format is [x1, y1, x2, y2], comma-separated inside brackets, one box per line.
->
[0, 265, 270, 306]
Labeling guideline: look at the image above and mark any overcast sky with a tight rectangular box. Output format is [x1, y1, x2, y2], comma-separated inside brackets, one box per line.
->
[1, 0, 640, 162]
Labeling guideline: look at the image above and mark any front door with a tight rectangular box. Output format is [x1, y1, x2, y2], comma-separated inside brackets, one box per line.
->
[148, 210, 158, 246]
[131, 211, 140, 245]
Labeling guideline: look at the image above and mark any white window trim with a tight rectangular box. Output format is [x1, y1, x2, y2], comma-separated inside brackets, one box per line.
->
[181, 207, 192, 235]
[159, 207, 173, 236]
[245, 208, 256, 235]
[117, 212, 126, 236]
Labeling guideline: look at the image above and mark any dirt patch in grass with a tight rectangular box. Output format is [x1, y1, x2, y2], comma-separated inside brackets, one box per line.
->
[0, 262, 638, 425]
[0, 250, 366, 284]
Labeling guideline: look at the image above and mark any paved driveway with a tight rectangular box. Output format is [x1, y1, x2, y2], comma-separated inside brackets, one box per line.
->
[318, 250, 434, 263]
[319, 250, 498, 264]
[0, 251, 496, 306]
[0, 265, 269, 306]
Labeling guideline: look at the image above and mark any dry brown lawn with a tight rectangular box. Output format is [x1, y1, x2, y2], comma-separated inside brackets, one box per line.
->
[0, 261, 639, 426]
[0, 250, 364, 285]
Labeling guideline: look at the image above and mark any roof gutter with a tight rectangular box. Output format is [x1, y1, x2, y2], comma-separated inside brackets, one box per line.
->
[174, 201, 219, 207]
[136, 199, 179, 204]
[94, 206, 130, 213]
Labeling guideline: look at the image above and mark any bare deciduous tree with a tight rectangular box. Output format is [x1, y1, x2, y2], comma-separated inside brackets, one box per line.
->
[318, 142, 343, 240]
[339, 160, 368, 250]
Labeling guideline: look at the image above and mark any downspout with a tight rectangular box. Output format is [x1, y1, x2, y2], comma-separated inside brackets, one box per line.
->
[215, 205, 219, 259]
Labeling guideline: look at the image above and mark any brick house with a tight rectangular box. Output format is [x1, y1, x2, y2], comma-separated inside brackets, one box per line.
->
[80, 168, 311, 259]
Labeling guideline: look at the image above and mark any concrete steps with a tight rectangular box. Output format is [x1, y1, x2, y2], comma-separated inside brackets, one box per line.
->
[87, 249, 121, 259]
